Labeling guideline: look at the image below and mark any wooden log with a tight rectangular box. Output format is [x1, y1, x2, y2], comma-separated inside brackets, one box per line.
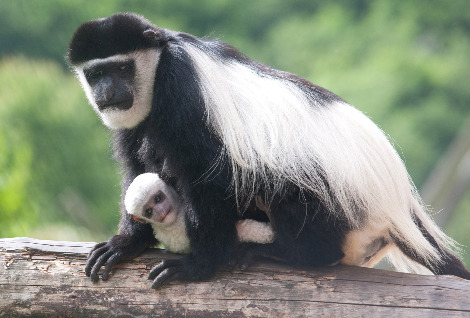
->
[1, 237, 469, 317]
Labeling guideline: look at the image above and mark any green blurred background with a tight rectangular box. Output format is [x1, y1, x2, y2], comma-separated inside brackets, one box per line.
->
[1, 0, 469, 266]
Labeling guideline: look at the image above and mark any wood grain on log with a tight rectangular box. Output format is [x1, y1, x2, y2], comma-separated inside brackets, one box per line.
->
[1, 237, 469, 317]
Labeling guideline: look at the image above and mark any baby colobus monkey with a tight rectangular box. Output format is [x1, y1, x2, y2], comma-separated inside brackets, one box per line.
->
[124, 173, 274, 254]
[67, 13, 470, 288]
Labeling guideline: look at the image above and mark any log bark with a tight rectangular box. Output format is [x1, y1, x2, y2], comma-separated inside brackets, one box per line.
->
[1, 237, 469, 317]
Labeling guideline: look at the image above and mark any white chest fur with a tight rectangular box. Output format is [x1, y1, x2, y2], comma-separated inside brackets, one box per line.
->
[151, 221, 191, 254]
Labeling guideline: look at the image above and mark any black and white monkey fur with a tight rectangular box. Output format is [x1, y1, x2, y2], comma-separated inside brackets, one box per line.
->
[67, 13, 470, 288]
[125, 173, 274, 254]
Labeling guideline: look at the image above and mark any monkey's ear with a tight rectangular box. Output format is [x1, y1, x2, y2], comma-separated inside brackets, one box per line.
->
[143, 28, 170, 47]
[130, 214, 145, 224]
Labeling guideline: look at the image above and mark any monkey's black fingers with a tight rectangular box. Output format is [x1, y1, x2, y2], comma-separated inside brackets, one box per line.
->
[148, 259, 191, 289]
[101, 252, 123, 281]
[151, 267, 185, 289]
[148, 259, 180, 280]
[90, 250, 114, 282]
[85, 244, 109, 277]
[87, 241, 107, 258]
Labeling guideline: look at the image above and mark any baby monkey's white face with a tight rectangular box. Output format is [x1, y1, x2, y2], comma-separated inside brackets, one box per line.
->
[125, 173, 183, 227]
[132, 189, 180, 225]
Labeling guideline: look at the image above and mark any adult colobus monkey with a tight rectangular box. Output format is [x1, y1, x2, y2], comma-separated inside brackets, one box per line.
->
[67, 13, 470, 288]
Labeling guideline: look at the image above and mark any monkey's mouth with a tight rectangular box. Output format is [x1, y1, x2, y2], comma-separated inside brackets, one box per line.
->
[157, 208, 174, 223]
[98, 99, 133, 111]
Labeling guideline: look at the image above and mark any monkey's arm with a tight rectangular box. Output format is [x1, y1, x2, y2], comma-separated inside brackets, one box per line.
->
[85, 171, 158, 281]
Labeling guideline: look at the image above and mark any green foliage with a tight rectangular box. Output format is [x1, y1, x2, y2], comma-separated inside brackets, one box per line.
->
[0, 0, 469, 259]
[447, 188, 470, 266]
[0, 57, 119, 240]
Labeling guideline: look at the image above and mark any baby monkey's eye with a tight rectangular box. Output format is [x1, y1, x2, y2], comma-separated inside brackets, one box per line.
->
[145, 208, 153, 218]
[154, 195, 163, 204]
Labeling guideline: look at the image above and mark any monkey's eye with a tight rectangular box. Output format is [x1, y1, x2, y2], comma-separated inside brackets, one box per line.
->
[84, 69, 103, 81]
[145, 208, 153, 218]
[154, 195, 163, 204]
[117, 61, 134, 75]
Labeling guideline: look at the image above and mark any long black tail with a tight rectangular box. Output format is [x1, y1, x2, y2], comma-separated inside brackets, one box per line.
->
[393, 214, 470, 279]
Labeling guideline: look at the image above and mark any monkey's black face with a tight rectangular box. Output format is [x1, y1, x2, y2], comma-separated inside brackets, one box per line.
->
[74, 50, 160, 129]
[84, 60, 135, 111]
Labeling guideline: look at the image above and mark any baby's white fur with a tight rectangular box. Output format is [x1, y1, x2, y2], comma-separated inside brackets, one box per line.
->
[236, 219, 274, 244]
[75, 49, 160, 129]
[151, 221, 191, 255]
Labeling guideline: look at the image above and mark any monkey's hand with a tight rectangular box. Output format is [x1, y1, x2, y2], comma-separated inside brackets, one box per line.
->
[85, 234, 150, 282]
[148, 255, 213, 289]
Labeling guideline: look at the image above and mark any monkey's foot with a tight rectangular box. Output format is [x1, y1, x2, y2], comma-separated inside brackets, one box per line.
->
[148, 259, 187, 289]
[148, 255, 215, 289]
